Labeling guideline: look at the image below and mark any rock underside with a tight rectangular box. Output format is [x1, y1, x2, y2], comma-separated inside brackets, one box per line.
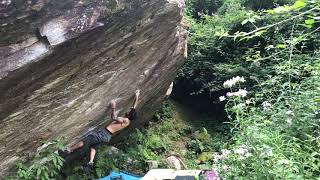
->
[0, 0, 187, 176]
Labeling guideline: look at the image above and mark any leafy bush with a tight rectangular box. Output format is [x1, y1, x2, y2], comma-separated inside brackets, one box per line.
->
[153, 100, 174, 121]
[175, 0, 304, 112]
[210, 1, 320, 179]
[5, 139, 65, 180]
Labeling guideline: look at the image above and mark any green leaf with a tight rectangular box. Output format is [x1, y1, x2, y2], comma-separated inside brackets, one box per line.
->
[314, 98, 320, 102]
[277, 44, 286, 49]
[44, 171, 49, 180]
[305, 19, 315, 25]
[241, 19, 249, 25]
[293, 0, 306, 9]
[300, 24, 313, 29]
[255, 30, 267, 37]
[52, 157, 57, 167]
[36, 168, 41, 177]
[57, 158, 64, 166]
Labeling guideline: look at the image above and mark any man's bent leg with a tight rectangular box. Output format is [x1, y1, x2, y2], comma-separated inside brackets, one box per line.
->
[69, 140, 84, 152]
[69, 134, 96, 152]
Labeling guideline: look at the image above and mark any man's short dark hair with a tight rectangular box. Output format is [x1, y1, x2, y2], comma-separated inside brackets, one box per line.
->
[127, 108, 137, 121]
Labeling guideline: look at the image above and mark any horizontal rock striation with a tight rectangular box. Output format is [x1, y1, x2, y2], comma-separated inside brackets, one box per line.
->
[0, 0, 187, 176]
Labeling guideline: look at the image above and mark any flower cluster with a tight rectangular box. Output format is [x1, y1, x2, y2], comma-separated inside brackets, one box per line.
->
[233, 144, 252, 160]
[213, 149, 231, 163]
[213, 145, 252, 163]
[219, 76, 248, 102]
[245, 98, 254, 105]
[219, 96, 226, 102]
[285, 110, 294, 125]
[262, 101, 272, 111]
[223, 76, 245, 88]
[285, 110, 294, 117]
[226, 89, 248, 97]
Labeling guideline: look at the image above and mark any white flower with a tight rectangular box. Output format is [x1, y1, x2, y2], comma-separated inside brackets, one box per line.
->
[233, 76, 245, 83]
[219, 96, 226, 102]
[262, 101, 272, 110]
[234, 147, 248, 155]
[278, 159, 290, 165]
[233, 76, 241, 82]
[286, 118, 292, 125]
[245, 99, 251, 105]
[244, 152, 253, 158]
[235, 148, 245, 155]
[227, 89, 248, 97]
[233, 144, 252, 160]
[213, 153, 222, 163]
[223, 76, 246, 88]
[239, 144, 248, 149]
[286, 110, 294, 117]
[239, 77, 245, 83]
[222, 165, 230, 171]
[221, 149, 231, 156]
[236, 89, 248, 97]
[223, 79, 234, 88]
[233, 103, 246, 110]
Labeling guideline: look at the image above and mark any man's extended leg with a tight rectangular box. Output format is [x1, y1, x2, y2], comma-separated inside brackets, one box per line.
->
[82, 147, 96, 172]
[89, 148, 96, 164]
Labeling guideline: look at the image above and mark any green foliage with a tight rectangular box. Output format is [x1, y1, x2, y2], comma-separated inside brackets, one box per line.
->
[177, 0, 252, 98]
[179, 0, 320, 179]
[176, 0, 312, 101]
[153, 100, 174, 121]
[209, 1, 320, 179]
[187, 128, 212, 154]
[6, 139, 65, 180]
[186, 0, 222, 18]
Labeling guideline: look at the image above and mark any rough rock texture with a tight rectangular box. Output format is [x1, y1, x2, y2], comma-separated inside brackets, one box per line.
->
[0, 0, 187, 176]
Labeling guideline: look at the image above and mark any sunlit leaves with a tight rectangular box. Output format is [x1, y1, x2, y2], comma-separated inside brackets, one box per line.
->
[293, 0, 307, 9]
[241, 14, 261, 25]
[303, 18, 315, 28]
[277, 44, 287, 49]
[266, 0, 307, 14]
[266, 5, 292, 14]
[214, 29, 229, 38]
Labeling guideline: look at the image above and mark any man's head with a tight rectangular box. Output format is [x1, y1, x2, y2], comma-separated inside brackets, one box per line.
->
[125, 108, 137, 121]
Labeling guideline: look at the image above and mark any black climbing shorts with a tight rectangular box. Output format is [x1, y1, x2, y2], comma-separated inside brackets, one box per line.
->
[83, 128, 112, 149]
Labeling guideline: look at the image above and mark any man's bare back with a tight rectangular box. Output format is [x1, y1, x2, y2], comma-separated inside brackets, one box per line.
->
[105, 117, 130, 134]
[106, 90, 139, 134]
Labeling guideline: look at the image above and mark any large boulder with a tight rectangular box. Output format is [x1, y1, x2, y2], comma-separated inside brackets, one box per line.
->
[0, 0, 187, 176]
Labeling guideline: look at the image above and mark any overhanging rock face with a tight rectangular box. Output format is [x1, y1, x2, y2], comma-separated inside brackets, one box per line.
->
[0, 0, 187, 176]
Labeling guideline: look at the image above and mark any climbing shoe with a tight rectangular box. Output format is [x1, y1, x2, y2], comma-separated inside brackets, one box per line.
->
[58, 148, 73, 158]
[83, 161, 95, 174]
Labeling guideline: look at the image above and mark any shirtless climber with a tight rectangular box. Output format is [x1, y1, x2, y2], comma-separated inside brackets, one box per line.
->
[62, 90, 140, 168]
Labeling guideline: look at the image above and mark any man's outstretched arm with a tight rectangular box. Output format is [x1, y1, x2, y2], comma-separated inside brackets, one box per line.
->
[110, 100, 119, 121]
[110, 100, 126, 123]
[132, 90, 140, 109]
